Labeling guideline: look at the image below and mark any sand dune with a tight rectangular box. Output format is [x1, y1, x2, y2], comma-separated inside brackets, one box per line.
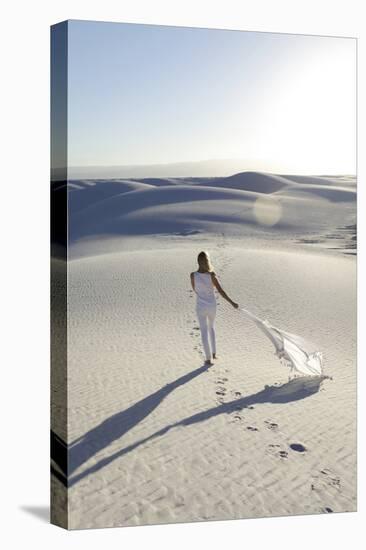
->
[69, 184, 261, 240]
[278, 174, 356, 187]
[275, 183, 356, 202]
[68, 172, 356, 245]
[66, 179, 154, 213]
[132, 171, 293, 193]
[134, 177, 184, 186]
[193, 171, 293, 193]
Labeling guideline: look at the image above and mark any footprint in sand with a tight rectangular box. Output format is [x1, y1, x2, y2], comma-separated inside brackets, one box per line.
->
[216, 387, 227, 402]
[264, 421, 279, 431]
[311, 468, 341, 492]
[246, 426, 259, 432]
[214, 373, 230, 403]
[267, 444, 289, 460]
[215, 377, 228, 386]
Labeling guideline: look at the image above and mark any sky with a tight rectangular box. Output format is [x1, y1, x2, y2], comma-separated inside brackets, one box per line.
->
[67, 20, 356, 176]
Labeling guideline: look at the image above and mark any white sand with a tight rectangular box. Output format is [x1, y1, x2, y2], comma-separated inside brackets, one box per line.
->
[52, 172, 357, 529]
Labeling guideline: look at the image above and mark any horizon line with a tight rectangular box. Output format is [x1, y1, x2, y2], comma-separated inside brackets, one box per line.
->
[63, 160, 356, 178]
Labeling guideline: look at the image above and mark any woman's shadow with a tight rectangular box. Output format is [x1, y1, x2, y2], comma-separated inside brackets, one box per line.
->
[52, 369, 328, 488]
[51, 362, 212, 485]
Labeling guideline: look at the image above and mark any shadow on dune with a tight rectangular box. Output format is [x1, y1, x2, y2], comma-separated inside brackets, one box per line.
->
[51, 362, 212, 486]
[67, 179, 154, 214]
[52, 374, 328, 488]
[276, 184, 355, 202]
[68, 184, 259, 242]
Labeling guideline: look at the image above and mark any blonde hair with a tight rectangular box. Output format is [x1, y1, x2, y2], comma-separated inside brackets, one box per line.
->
[197, 251, 213, 273]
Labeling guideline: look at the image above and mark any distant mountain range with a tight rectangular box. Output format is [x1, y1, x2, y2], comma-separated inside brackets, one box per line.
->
[52, 159, 354, 180]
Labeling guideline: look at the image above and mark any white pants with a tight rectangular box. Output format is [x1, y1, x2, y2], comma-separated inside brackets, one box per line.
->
[196, 305, 217, 360]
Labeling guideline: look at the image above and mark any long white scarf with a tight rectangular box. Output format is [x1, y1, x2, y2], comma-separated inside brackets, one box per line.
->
[239, 308, 323, 376]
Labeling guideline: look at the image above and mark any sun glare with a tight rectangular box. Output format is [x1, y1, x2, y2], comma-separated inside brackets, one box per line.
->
[253, 196, 283, 226]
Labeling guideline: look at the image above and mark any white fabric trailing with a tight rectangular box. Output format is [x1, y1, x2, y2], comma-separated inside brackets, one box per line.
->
[239, 308, 323, 376]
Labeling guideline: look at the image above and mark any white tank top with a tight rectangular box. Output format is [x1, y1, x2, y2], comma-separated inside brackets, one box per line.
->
[194, 272, 216, 309]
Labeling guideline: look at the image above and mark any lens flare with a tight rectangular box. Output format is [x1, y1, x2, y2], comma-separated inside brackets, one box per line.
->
[253, 196, 282, 226]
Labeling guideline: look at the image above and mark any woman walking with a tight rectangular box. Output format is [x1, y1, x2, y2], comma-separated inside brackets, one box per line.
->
[190, 251, 239, 366]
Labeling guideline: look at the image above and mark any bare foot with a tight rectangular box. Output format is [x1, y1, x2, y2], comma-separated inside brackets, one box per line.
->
[213, 353, 218, 360]
[205, 359, 214, 366]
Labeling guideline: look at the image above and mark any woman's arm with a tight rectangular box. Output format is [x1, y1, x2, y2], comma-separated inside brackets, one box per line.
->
[190, 272, 195, 292]
[211, 272, 238, 309]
